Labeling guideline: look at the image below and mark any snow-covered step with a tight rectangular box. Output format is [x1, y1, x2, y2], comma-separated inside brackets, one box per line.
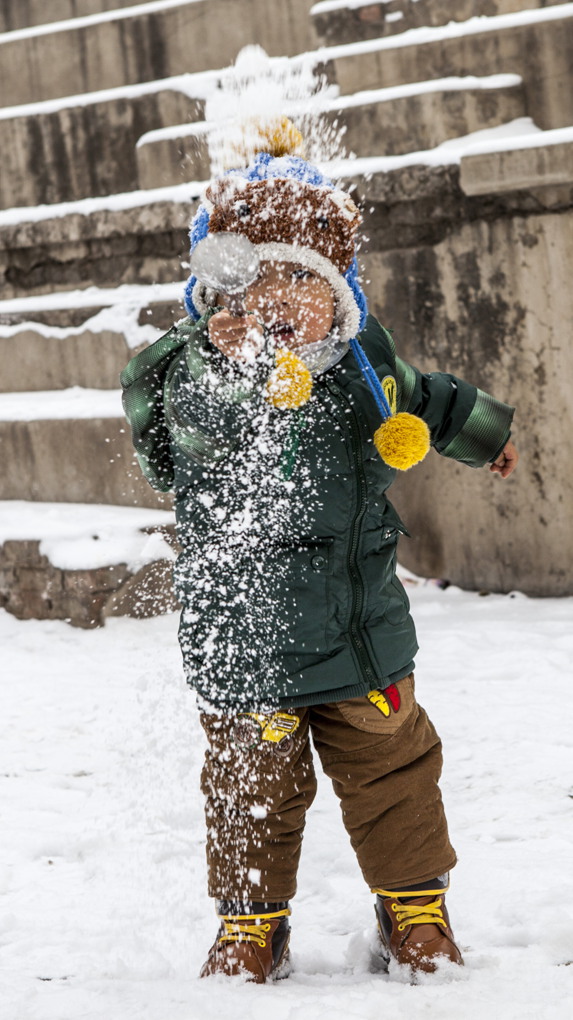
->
[320, 4, 573, 131]
[137, 75, 525, 188]
[0, 0, 147, 33]
[0, 0, 318, 107]
[0, 389, 166, 509]
[459, 127, 573, 195]
[0, 185, 199, 302]
[311, 0, 571, 46]
[0, 500, 178, 627]
[0, 82, 204, 209]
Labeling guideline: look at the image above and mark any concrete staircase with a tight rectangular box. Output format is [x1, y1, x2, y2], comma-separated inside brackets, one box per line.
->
[1, 0, 572, 621]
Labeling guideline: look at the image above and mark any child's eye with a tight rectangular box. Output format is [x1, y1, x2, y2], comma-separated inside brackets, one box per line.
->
[291, 269, 314, 281]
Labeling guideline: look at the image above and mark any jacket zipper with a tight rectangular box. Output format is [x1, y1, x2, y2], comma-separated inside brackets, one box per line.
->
[327, 382, 378, 688]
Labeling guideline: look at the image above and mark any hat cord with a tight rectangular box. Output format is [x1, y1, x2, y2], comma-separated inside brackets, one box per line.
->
[348, 338, 393, 421]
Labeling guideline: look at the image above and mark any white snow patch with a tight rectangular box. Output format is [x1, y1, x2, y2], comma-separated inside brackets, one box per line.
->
[0, 501, 175, 570]
[322, 118, 543, 178]
[0, 304, 164, 350]
[0, 387, 123, 420]
[1, 581, 572, 1016]
[0, 71, 219, 122]
[0, 181, 204, 227]
[0, 283, 186, 351]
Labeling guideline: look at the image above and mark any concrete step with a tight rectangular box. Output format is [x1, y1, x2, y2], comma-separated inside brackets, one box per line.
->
[0, 82, 205, 209]
[459, 127, 573, 195]
[0, 1, 146, 33]
[137, 74, 525, 188]
[0, 389, 167, 509]
[0, 500, 178, 628]
[311, 0, 571, 46]
[0, 0, 318, 107]
[0, 283, 186, 389]
[323, 4, 573, 131]
[0, 185, 198, 301]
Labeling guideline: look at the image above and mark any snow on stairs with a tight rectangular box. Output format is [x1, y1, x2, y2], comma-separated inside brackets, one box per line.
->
[310, 0, 572, 46]
[319, 2, 573, 131]
[137, 74, 526, 187]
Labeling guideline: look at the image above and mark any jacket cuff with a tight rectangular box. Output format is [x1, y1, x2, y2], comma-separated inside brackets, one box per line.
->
[438, 389, 515, 468]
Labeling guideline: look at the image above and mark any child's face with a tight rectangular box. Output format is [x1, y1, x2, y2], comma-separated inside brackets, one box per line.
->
[243, 260, 335, 348]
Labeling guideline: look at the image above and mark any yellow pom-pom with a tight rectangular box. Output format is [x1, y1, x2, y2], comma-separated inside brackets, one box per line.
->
[224, 116, 304, 169]
[374, 413, 430, 470]
[265, 348, 313, 410]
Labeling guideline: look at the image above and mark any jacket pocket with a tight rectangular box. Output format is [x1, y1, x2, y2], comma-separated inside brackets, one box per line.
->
[277, 539, 335, 654]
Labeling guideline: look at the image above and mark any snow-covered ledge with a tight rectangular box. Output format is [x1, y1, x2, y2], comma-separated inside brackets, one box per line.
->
[0, 502, 179, 628]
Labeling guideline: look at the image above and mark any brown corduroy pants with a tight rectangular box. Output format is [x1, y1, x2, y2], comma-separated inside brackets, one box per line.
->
[200, 674, 456, 901]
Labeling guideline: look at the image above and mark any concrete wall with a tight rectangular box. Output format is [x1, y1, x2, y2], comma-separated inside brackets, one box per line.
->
[362, 195, 573, 597]
[0, 0, 318, 107]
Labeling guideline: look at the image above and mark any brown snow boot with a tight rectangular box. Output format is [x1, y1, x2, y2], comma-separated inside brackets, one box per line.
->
[373, 878, 463, 974]
[199, 901, 291, 983]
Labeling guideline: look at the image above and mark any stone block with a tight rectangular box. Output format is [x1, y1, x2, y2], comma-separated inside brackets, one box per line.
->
[103, 558, 180, 619]
[330, 9, 573, 131]
[0, 200, 193, 300]
[136, 125, 210, 191]
[0, 0, 318, 107]
[0, 330, 133, 391]
[0, 90, 203, 209]
[0, 417, 172, 509]
[460, 138, 573, 195]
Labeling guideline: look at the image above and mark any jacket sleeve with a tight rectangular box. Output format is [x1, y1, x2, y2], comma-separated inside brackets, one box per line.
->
[164, 313, 267, 466]
[394, 354, 515, 468]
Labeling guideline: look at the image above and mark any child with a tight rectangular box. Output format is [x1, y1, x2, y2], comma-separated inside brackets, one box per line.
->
[121, 127, 518, 983]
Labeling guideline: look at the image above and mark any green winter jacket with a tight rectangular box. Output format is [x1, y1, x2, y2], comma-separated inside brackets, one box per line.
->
[121, 311, 514, 710]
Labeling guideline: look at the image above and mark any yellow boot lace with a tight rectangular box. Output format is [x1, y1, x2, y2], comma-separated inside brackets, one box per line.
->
[390, 897, 447, 933]
[217, 909, 291, 949]
[371, 887, 449, 933]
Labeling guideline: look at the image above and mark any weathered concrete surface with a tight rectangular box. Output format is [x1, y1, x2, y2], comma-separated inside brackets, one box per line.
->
[0, 199, 194, 299]
[362, 200, 573, 596]
[0, 0, 146, 33]
[460, 138, 573, 195]
[0, 0, 318, 107]
[312, 0, 570, 45]
[329, 10, 573, 132]
[0, 90, 203, 209]
[0, 329, 133, 391]
[0, 418, 172, 509]
[137, 81, 525, 189]
[0, 536, 178, 628]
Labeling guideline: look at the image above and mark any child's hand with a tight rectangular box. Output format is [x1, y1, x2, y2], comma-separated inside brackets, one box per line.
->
[490, 439, 519, 478]
[208, 310, 265, 363]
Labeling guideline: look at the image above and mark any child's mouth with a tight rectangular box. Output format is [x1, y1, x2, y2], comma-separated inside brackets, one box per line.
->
[268, 322, 295, 338]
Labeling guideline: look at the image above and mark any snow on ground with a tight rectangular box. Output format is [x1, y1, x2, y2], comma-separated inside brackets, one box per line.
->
[2, 580, 572, 1019]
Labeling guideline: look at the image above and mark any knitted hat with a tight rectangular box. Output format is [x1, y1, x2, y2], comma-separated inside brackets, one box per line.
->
[183, 120, 429, 470]
[184, 151, 368, 346]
